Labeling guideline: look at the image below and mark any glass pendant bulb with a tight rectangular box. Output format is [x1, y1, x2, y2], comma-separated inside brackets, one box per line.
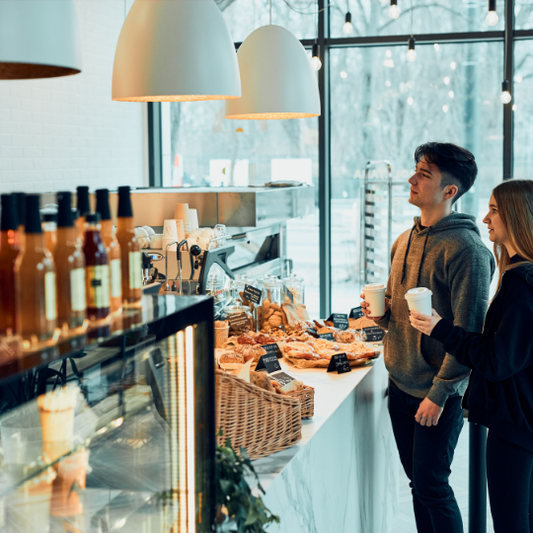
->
[311, 43, 322, 71]
[389, 0, 400, 19]
[406, 37, 416, 62]
[500, 80, 512, 104]
[343, 12, 353, 35]
[486, 0, 498, 26]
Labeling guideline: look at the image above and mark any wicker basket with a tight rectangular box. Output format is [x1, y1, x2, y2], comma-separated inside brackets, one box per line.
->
[215, 370, 302, 460]
[286, 385, 315, 419]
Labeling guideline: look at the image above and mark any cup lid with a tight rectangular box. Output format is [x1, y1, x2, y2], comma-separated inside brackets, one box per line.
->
[364, 283, 385, 291]
[405, 287, 432, 300]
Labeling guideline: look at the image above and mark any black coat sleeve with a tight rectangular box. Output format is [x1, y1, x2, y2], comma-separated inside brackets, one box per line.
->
[431, 275, 533, 382]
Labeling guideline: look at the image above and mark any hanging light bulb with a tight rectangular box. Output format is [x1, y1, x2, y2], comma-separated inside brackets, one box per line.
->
[389, 0, 400, 19]
[311, 42, 322, 71]
[406, 37, 417, 62]
[486, 0, 498, 26]
[500, 80, 512, 104]
[343, 12, 354, 35]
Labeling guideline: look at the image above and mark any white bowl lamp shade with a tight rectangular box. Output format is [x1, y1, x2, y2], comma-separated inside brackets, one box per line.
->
[0, 0, 81, 80]
[225, 25, 321, 120]
[112, 0, 241, 102]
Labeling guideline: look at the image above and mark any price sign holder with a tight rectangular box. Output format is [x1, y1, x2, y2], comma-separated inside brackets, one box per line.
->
[349, 307, 365, 319]
[362, 326, 385, 342]
[271, 371, 295, 387]
[255, 354, 282, 373]
[327, 313, 349, 330]
[318, 332, 335, 341]
[327, 353, 352, 374]
[261, 343, 282, 359]
[243, 284, 262, 305]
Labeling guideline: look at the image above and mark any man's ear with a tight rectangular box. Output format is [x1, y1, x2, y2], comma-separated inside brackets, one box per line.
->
[444, 184, 458, 201]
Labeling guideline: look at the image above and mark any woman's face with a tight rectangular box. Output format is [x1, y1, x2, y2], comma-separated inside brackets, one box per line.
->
[483, 195, 509, 246]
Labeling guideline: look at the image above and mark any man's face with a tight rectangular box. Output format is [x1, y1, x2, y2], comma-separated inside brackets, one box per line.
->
[408, 156, 446, 209]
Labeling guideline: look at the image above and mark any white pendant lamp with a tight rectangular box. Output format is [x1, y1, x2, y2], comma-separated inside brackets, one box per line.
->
[112, 0, 241, 102]
[225, 25, 321, 120]
[0, 0, 81, 80]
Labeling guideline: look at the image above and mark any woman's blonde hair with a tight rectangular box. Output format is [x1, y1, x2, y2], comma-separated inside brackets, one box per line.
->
[492, 179, 533, 290]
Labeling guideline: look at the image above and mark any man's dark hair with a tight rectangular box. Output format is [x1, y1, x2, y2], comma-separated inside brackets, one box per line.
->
[414, 142, 477, 204]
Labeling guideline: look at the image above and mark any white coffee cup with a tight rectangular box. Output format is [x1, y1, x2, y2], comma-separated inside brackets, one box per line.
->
[363, 283, 386, 316]
[405, 287, 433, 316]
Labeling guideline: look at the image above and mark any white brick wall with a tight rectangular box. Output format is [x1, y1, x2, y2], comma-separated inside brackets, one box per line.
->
[0, 0, 147, 195]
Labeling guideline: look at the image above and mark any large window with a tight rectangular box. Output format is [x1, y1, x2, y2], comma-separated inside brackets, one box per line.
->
[156, 0, 530, 317]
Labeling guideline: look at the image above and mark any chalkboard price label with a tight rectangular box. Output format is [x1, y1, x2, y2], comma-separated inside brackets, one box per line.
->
[362, 326, 385, 342]
[255, 354, 282, 373]
[271, 371, 295, 387]
[228, 312, 250, 331]
[307, 328, 318, 337]
[283, 286, 294, 303]
[243, 284, 262, 305]
[318, 332, 335, 341]
[349, 307, 365, 319]
[327, 353, 352, 374]
[327, 313, 349, 330]
[261, 343, 282, 359]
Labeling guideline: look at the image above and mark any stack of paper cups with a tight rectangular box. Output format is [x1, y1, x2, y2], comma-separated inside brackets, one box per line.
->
[176, 219, 185, 242]
[188, 208, 199, 232]
[174, 203, 191, 237]
[162, 219, 178, 251]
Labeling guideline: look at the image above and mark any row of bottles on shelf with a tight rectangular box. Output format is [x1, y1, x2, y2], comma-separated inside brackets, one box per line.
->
[0, 185, 142, 348]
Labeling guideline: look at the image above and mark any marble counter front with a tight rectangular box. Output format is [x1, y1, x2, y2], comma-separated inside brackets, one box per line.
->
[253, 356, 400, 533]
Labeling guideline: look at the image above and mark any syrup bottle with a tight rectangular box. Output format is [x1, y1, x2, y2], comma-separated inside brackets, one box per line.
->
[115, 186, 141, 307]
[42, 211, 57, 255]
[0, 194, 21, 335]
[82, 212, 110, 321]
[95, 189, 122, 313]
[13, 192, 26, 248]
[76, 186, 90, 244]
[54, 192, 86, 332]
[15, 195, 57, 345]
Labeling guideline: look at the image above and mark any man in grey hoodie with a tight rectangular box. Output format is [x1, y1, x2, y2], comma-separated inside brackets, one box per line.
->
[361, 142, 495, 533]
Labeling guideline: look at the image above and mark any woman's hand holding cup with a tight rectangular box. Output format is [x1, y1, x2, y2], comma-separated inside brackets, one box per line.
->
[409, 309, 442, 336]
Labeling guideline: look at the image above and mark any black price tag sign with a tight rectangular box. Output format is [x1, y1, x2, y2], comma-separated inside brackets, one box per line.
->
[349, 307, 365, 319]
[307, 328, 318, 337]
[327, 353, 352, 374]
[271, 371, 295, 387]
[283, 286, 294, 303]
[228, 312, 250, 330]
[318, 332, 335, 341]
[327, 313, 349, 330]
[243, 284, 262, 305]
[255, 354, 282, 373]
[362, 326, 385, 342]
[261, 343, 282, 358]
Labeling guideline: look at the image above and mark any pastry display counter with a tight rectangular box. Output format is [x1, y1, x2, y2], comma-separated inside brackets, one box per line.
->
[0, 295, 215, 533]
[248, 356, 399, 533]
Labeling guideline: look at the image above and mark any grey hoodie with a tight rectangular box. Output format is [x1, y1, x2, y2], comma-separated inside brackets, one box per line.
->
[374, 212, 495, 407]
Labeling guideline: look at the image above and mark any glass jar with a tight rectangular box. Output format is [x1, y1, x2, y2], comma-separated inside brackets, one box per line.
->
[258, 278, 284, 332]
[282, 274, 305, 305]
[223, 303, 254, 336]
[232, 274, 251, 306]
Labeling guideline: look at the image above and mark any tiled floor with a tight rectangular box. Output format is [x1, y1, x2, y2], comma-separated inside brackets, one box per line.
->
[390, 423, 495, 533]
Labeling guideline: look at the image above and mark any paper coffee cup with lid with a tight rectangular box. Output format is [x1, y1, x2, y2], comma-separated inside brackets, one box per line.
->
[363, 283, 386, 316]
[405, 287, 433, 316]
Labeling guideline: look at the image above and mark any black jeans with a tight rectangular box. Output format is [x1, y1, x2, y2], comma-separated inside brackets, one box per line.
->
[388, 380, 464, 533]
[486, 431, 533, 533]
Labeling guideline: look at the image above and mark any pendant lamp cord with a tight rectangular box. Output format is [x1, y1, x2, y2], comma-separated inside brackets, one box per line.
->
[410, 0, 414, 37]
[270, 0, 272, 24]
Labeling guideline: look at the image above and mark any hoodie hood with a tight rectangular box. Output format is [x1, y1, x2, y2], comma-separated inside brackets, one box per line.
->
[401, 212, 482, 286]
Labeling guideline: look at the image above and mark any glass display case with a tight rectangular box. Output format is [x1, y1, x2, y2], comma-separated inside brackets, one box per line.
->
[0, 294, 215, 533]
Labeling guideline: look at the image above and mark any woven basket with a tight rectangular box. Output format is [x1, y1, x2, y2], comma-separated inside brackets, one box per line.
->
[286, 386, 315, 419]
[215, 370, 302, 460]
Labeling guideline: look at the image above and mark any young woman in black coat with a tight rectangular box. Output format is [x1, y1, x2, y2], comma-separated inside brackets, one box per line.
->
[409, 179, 533, 533]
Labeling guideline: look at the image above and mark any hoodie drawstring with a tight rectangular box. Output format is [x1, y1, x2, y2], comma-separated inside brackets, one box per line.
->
[400, 226, 416, 284]
[400, 225, 431, 286]
[416, 229, 431, 287]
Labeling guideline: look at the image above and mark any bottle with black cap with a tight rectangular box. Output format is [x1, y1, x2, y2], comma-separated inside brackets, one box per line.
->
[0, 194, 21, 334]
[15, 194, 57, 345]
[12, 192, 26, 248]
[95, 188, 122, 313]
[41, 210, 57, 254]
[115, 186, 141, 307]
[55, 192, 86, 332]
[82, 212, 110, 321]
[76, 186, 90, 244]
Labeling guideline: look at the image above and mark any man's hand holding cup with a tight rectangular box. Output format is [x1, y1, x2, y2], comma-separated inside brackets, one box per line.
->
[360, 283, 388, 320]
